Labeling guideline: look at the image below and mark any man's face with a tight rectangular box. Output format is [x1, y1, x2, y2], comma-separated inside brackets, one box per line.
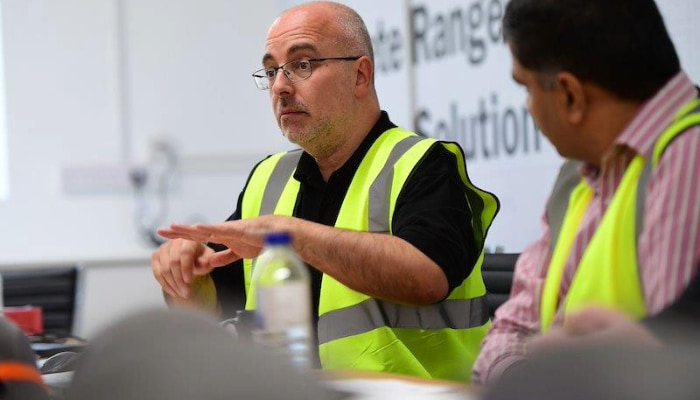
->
[261, 7, 357, 155]
[510, 50, 574, 157]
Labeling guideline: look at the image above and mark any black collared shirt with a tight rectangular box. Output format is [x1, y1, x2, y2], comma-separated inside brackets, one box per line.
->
[211, 111, 479, 321]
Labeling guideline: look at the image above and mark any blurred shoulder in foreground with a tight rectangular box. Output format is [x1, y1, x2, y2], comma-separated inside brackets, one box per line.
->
[485, 345, 700, 400]
[0, 317, 48, 400]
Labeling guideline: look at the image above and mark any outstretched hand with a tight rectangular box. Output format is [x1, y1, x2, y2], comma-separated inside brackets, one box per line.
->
[157, 215, 297, 269]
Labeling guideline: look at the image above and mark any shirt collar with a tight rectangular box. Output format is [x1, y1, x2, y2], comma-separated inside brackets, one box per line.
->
[581, 71, 697, 180]
[614, 71, 697, 157]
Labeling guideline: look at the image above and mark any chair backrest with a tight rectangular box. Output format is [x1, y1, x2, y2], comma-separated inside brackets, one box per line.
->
[3, 266, 80, 337]
[482, 253, 519, 317]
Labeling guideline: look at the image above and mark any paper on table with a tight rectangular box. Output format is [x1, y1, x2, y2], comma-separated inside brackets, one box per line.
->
[321, 378, 479, 400]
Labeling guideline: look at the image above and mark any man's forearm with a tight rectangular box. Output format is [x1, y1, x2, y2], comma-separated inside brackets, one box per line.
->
[293, 220, 449, 305]
[473, 330, 529, 384]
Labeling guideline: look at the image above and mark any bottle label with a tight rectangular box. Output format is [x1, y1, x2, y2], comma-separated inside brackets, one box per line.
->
[255, 281, 311, 332]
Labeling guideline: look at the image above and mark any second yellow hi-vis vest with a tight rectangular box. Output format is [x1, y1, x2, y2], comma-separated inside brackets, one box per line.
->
[541, 98, 700, 332]
[240, 127, 499, 382]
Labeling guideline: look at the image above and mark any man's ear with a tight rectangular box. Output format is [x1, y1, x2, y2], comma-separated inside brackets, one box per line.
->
[354, 56, 373, 98]
[556, 72, 586, 125]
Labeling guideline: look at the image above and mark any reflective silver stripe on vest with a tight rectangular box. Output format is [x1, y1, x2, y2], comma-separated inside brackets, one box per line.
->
[545, 159, 582, 250]
[259, 150, 303, 215]
[548, 159, 679, 251]
[368, 135, 424, 233]
[546, 158, 646, 250]
[252, 150, 303, 273]
[317, 295, 489, 345]
[635, 159, 651, 245]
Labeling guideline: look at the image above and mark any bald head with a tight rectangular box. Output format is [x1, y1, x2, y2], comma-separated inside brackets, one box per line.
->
[278, 1, 374, 66]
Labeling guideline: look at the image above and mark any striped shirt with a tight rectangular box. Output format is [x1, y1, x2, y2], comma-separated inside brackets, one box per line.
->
[473, 72, 700, 384]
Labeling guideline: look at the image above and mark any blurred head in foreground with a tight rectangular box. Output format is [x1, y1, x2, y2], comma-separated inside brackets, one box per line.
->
[67, 308, 330, 400]
[485, 344, 700, 400]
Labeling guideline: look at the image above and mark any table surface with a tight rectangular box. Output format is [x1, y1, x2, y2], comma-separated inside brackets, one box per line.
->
[317, 370, 481, 400]
[41, 368, 481, 400]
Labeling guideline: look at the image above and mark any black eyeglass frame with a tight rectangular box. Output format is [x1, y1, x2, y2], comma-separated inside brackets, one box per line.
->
[252, 56, 363, 90]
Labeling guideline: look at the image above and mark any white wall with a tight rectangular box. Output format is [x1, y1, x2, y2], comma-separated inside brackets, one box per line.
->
[1, 0, 127, 263]
[0, 0, 290, 337]
[0, 0, 291, 266]
[0, 2, 7, 201]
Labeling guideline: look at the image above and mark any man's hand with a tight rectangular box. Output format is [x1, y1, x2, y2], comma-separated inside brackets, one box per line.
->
[159, 215, 447, 305]
[528, 307, 661, 354]
[151, 238, 217, 299]
[157, 215, 291, 268]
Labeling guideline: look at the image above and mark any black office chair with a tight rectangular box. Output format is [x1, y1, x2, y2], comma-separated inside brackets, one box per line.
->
[3, 266, 81, 338]
[482, 253, 519, 317]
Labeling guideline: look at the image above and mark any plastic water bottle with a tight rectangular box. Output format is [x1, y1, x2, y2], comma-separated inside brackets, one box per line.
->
[251, 232, 312, 370]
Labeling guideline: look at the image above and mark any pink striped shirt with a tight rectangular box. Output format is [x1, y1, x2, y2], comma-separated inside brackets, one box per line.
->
[473, 72, 700, 384]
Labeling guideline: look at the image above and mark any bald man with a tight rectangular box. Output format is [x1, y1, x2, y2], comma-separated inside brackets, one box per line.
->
[153, 1, 499, 381]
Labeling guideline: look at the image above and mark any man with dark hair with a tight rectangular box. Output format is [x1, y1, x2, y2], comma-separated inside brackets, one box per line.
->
[474, 0, 700, 384]
[503, 0, 681, 101]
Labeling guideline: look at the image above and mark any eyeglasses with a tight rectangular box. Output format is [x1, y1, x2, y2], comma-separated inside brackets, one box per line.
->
[252, 56, 362, 90]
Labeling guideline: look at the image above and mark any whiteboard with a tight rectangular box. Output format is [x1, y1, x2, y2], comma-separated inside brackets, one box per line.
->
[0, 1, 7, 201]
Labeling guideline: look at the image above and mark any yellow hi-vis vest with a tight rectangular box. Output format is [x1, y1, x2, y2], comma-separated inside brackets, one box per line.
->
[240, 127, 499, 381]
[541, 98, 700, 332]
